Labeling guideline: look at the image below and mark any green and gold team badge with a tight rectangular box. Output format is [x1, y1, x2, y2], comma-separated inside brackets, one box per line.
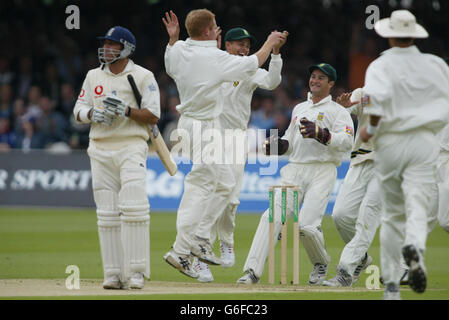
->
[233, 81, 240, 87]
[317, 112, 324, 121]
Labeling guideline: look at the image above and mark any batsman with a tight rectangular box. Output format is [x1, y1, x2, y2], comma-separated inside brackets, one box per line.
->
[73, 26, 161, 289]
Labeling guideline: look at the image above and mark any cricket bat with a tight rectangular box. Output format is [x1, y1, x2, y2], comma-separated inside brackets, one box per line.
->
[127, 74, 178, 176]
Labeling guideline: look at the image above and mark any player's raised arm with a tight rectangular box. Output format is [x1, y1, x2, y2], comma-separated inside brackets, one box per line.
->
[254, 31, 286, 67]
[162, 10, 180, 46]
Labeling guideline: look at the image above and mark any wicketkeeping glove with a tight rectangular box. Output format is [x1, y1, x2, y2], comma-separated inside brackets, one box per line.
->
[103, 94, 128, 117]
[91, 105, 115, 126]
[264, 135, 289, 155]
[299, 117, 331, 145]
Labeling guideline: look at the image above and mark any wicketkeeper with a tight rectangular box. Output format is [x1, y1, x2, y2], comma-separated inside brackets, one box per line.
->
[73, 26, 161, 289]
[237, 63, 354, 285]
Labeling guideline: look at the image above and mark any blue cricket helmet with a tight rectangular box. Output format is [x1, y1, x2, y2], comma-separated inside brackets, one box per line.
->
[97, 26, 136, 65]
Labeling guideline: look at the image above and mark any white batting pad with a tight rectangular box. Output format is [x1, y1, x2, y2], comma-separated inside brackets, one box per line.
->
[299, 225, 331, 265]
[94, 189, 123, 278]
[121, 213, 150, 278]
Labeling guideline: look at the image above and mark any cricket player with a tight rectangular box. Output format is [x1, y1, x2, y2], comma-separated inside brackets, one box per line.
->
[237, 63, 354, 285]
[73, 26, 160, 289]
[359, 10, 449, 299]
[162, 10, 286, 278]
[193, 27, 288, 282]
[322, 88, 381, 287]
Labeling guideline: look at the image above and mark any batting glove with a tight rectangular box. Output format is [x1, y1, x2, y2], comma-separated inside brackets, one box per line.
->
[91, 105, 115, 126]
[299, 117, 331, 145]
[103, 94, 128, 117]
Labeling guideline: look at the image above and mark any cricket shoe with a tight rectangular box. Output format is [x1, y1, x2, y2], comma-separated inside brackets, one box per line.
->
[193, 257, 214, 282]
[220, 241, 235, 268]
[129, 272, 145, 289]
[308, 264, 328, 286]
[402, 244, 427, 293]
[164, 250, 199, 279]
[322, 269, 352, 287]
[383, 283, 401, 300]
[352, 253, 373, 284]
[103, 274, 126, 290]
[236, 269, 260, 284]
[190, 236, 223, 265]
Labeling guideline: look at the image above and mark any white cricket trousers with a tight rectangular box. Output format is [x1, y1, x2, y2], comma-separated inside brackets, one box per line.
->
[332, 160, 381, 275]
[243, 162, 336, 277]
[436, 150, 449, 232]
[88, 140, 150, 280]
[173, 115, 235, 255]
[375, 129, 439, 285]
[210, 129, 248, 246]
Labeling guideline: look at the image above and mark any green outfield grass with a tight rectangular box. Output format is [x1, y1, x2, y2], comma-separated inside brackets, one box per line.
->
[0, 207, 448, 300]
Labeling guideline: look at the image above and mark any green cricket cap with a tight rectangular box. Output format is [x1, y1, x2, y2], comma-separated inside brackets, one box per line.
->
[308, 63, 337, 82]
[224, 27, 256, 46]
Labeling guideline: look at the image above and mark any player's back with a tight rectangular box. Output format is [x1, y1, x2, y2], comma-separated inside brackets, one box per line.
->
[368, 46, 449, 135]
[165, 39, 258, 121]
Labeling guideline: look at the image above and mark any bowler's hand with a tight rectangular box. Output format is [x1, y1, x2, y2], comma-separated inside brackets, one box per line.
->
[163, 10, 180, 45]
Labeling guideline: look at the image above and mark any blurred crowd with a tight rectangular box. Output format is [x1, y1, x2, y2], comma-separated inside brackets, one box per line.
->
[0, 0, 447, 152]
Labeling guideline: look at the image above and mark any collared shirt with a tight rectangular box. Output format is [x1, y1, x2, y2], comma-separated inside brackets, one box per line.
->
[73, 59, 160, 149]
[164, 38, 259, 120]
[219, 54, 283, 130]
[364, 45, 449, 136]
[282, 93, 354, 166]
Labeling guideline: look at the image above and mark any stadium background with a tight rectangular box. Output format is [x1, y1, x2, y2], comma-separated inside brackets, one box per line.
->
[1, 0, 448, 212]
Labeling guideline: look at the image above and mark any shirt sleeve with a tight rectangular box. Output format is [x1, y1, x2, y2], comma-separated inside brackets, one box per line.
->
[218, 51, 259, 82]
[73, 74, 94, 124]
[363, 60, 392, 117]
[164, 43, 178, 78]
[140, 74, 161, 119]
[327, 108, 354, 153]
[251, 54, 282, 90]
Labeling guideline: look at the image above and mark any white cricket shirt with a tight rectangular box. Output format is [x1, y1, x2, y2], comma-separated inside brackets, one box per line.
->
[164, 38, 259, 120]
[282, 93, 354, 166]
[364, 45, 449, 135]
[219, 54, 282, 130]
[73, 60, 161, 149]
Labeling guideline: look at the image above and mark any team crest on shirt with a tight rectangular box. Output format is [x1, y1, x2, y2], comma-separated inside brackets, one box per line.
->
[345, 126, 354, 136]
[361, 94, 371, 107]
[317, 112, 324, 121]
[233, 81, 239, 87]
[149, 83, 157, 92]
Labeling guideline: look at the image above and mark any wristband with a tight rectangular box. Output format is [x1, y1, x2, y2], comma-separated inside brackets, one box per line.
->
[125, 107, 131, 117]
[366, 123, 378, 136]
[78, 108, 92, 123]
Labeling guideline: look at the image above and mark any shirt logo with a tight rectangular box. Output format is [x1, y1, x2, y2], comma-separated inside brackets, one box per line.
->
[317, 112, 324, 121]
[233, 81, 239, 87]
[149, 84, 157, 92]
[79, 89, 85, 98]
[345, 126, 354, 136]
[94, 85, 104, 95]
[361, 94, 371, 107]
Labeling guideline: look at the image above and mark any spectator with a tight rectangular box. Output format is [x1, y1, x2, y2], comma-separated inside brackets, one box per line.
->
[23, 85, 43, 121]
[37, 96, 69, 145]
[0, 115, 16, 151]
[250, 95, 276, 134]
[58, 83, 77, 117]
[0, 84, 14, 119]
[11, 98, 26, 134]
[14, 118, 46, 151]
